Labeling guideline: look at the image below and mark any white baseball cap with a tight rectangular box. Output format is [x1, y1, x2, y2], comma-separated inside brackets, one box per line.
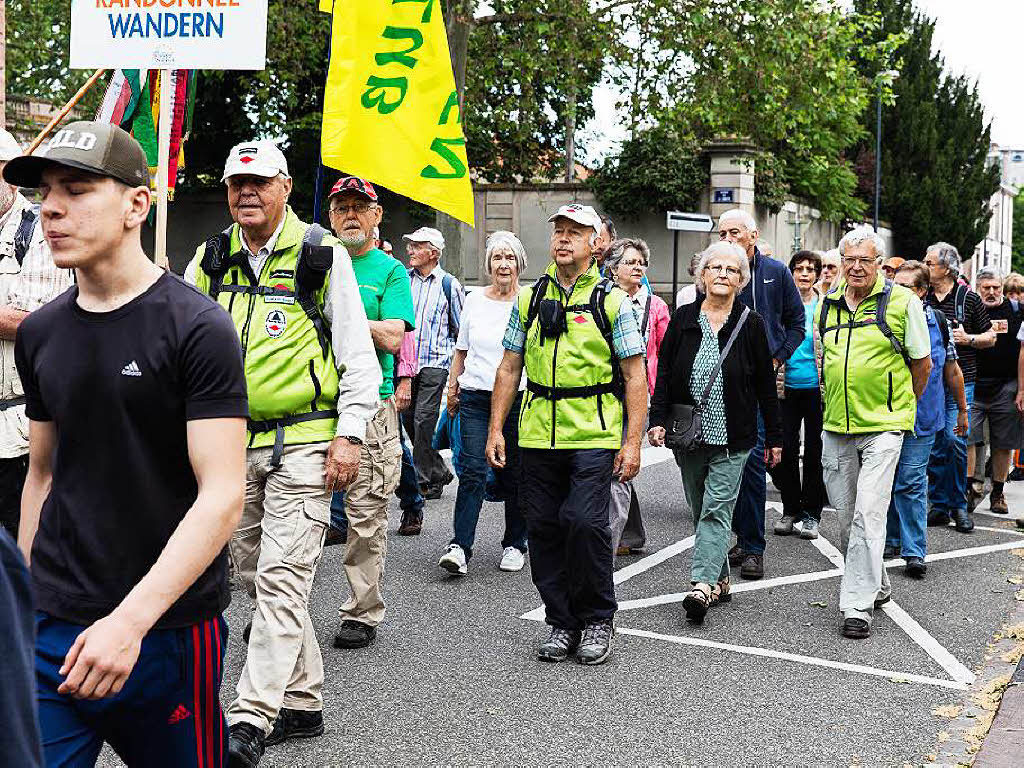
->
[221, 140, 290, 182]
[0, 129, 24, 163]
[547, 203, 601, 232]
[402, 226, 445, 251]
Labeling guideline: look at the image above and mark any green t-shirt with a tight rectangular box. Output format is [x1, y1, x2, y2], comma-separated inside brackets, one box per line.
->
[350, 248, 416, 398]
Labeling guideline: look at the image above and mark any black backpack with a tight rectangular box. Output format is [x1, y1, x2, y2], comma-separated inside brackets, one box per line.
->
[200, 224, 334, 358]
[818, 278, 909, 365]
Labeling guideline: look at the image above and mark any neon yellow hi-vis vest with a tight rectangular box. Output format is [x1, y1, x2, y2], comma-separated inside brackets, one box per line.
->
[517, 261, 628, 450]
[187, 206, 340, 449]
[815, 274, 917, 434]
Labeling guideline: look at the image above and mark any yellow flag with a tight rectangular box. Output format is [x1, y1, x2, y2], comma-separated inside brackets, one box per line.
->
[321, 0, 475, 226]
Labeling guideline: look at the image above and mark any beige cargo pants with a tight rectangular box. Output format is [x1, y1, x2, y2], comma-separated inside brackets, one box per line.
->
[339, 398, 402, 627]
[227, 442, 331, 733]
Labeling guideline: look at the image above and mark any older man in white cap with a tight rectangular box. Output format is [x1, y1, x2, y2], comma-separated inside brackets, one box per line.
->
[184, 140, 380, 767]
[486, 203, 647, 665]
[0, 129, 72, 537]
[400, 224, 465, 531]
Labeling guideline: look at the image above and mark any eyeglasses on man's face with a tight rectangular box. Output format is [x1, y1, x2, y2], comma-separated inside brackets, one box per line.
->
[330, 202, 375, 215]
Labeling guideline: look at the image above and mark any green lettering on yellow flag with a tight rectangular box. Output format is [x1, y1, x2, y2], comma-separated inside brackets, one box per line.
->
[320, 0, 474, 226]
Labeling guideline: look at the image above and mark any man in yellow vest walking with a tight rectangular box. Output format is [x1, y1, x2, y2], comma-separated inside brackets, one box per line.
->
[184, 141, 380, 767]
[487, 204, 648, 666]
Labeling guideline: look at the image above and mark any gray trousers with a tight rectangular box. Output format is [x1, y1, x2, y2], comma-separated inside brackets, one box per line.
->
[401, 366, 451, 488]
[609, 483, 645, 552]
[821, 430, 903, 624]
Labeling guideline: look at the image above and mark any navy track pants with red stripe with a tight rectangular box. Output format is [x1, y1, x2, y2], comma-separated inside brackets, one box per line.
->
[36, 612, 227, 768]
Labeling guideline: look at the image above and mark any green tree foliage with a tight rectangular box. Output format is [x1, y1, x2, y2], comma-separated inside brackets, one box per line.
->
[853, 0, 999, 259]
[1011, 192, 1024, 276]
[587, 126, 707, 219]
[594, 0, 882, 221]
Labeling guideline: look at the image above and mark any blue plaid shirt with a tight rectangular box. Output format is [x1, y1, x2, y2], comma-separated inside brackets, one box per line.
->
[409, 266, 464, 370]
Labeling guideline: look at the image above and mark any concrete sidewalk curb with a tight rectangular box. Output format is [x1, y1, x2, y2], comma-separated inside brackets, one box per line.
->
[972, 650, 1024, 767]
[925, 537, 1024, 767]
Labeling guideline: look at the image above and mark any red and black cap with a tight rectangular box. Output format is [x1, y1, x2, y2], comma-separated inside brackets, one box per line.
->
[328, 175, 378, 202]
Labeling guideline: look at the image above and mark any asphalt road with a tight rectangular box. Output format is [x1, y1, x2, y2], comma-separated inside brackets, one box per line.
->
[100, 449, 1024, 767]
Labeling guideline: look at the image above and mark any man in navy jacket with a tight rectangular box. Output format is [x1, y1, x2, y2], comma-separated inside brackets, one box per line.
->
[718, 210, 805, 579]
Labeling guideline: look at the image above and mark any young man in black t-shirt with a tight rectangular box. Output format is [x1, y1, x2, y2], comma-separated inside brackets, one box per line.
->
[924, 243, 995, 533]
[4, 122, 248, 767]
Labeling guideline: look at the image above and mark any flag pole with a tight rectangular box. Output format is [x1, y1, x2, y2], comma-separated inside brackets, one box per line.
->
[26, 69, 107, 154]
[154, 70, 173, 269]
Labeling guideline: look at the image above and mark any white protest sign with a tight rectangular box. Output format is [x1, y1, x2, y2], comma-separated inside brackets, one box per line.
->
[70, 0, 268, 70]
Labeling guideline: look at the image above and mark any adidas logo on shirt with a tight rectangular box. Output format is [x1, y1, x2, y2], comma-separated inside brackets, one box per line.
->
[121, 360, 142, 377]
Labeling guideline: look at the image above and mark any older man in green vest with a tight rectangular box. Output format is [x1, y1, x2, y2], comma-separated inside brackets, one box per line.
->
[487, 203, 648, 666]
[184, 141, 380, 767]
[816, 226, 931, 641]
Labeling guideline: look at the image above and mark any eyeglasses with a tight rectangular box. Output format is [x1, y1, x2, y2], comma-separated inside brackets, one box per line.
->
[330, 202, 375, 215]
[842, 257, 875, 267]
[620, 259, 648, 269]
[705, 264, 741, 276]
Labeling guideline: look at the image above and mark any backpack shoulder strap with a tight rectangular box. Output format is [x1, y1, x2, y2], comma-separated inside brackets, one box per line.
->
[524, 274, 553, 331]
[295, 224, 333, 359]
[13, 204, 39, 267]
[590, 278, 616, 354]
[441, 272, 459, 339]
[874, 279, 908, 364]
[954, 283, 968, 324]
[199, 225, 235, 299]
[640, 294, 653, 339]
[931, 307, 950, 352]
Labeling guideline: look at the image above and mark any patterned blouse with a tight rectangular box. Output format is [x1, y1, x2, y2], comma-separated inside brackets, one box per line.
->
[689, 313, 729, 446]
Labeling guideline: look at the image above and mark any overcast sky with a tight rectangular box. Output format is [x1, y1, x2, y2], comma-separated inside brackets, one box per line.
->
[580, 0, 1024, 162]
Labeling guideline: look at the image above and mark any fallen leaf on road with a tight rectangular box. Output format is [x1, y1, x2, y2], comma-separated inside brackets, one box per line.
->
[808, 601, 828, 608]
[1007, 576, 1023, 585]
[889, 676, 912, 684]
[933, 705, 962, 718]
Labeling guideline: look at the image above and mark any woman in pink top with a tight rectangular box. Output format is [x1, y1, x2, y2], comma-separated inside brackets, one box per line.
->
[606, 239, 670, 396]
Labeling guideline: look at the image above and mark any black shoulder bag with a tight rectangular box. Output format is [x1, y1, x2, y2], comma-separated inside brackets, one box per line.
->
[665, 306, 750, 452]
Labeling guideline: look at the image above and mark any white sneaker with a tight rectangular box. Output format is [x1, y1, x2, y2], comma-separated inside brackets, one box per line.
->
[438, 544, 467, 575]
[499, 546, 526, 572]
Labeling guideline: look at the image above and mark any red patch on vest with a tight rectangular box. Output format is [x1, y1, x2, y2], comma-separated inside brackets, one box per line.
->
[573, 315, 588, 324]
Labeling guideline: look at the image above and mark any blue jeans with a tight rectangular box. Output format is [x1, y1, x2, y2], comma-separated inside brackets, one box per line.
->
[330, 421, 424, 533]
[928, 381, 975, 516]
[886, 431, 936, 559]
[451, 389, 527, 559]
[732, 410, 766, 555]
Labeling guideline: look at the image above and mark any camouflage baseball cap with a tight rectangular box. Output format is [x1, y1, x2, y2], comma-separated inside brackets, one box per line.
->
[2, 121, 149, 189]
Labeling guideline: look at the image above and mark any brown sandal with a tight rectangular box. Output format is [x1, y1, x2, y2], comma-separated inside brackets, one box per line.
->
[712, 578, 732, 605]
[683, 583, 713, 624]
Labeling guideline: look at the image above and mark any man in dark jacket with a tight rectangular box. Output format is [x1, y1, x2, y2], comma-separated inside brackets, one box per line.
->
[717, 209, 805, 579]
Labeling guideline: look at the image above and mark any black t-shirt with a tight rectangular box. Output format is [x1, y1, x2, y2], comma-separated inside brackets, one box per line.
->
[14, 272, 248, 629]
[926, 286, 992, 383]
[975, 299, 1023, 382]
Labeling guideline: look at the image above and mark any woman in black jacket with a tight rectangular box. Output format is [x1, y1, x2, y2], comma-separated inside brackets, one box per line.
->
[648, 241, 783, 623]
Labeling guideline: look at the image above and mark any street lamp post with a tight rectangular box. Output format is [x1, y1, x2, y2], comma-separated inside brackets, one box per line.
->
[874, 70, 899, 233]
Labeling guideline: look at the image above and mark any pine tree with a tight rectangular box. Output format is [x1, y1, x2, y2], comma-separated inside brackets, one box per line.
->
[853, 0, 999, 259]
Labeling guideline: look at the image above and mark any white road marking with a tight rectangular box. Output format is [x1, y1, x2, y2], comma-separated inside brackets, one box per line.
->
[879, 601, 976, 685]
[612, 626, 969, 692]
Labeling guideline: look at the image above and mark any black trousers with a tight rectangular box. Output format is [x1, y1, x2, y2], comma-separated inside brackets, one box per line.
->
[520, 448, 617, 630]
[768, 387, 825, 521]
[0, 455, 29, 538]
[401, 366, 451, 488]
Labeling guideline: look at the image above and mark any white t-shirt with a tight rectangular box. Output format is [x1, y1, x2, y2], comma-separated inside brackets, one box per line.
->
[456, 290, 526, 391]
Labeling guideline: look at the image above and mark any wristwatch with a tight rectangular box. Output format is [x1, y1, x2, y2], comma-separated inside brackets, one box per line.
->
[340, 435, 364, 446]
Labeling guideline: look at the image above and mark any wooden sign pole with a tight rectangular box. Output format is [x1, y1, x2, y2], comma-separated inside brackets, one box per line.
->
[154, 69, 172, 269]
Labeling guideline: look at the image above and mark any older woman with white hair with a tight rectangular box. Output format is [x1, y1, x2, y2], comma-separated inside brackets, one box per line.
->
[439, 231, 529, 576]
[648, 241, 782, 624]
[819, 249, 840, 294]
